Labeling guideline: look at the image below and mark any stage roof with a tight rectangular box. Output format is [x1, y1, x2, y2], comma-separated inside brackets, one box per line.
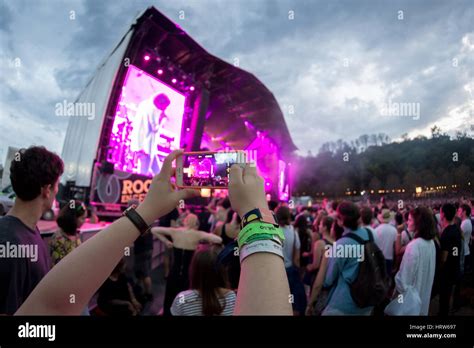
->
[135, 7, 297, 156]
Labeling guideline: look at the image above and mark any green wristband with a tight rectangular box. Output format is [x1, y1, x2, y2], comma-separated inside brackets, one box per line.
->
[238, 222, 285, 248]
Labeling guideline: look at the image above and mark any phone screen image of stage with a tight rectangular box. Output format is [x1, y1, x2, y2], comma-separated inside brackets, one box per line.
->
[182, 152, 243, 187]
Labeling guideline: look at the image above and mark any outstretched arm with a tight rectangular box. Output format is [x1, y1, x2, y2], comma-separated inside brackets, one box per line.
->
[199, 231, 223, 244]
[229, 164, 292, 315]
[16, 150, 199, 315]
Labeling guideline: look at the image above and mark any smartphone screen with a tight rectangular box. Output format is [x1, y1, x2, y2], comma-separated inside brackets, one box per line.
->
[176, 151, 246, 188]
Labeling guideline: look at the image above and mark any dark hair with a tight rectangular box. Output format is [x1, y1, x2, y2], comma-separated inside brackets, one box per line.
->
[294, 214, 308, 233]
[220, 198, 231, 210]
[57, 200, 87, 235]
[337, 201, 360, 230]
[395, 212, 404, 225]
[331, 201, 339, 211]
[10, 146, 64, 201]
[268, 200, 278, 212]
[460, 204, 471, 217]
[189, 244, 227, 316]
[360, 206, 373, 225]
[321, 216, 334, 234]
[441, 203, 456, 222]
[276, 206, 291, 226]
[410, 207, 436, 240]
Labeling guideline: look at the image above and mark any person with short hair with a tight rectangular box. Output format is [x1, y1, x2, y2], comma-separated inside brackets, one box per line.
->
[322, 201, 374, 315]
[458, 204, 472, 273]
[0, 146, 64, 314]
[375, 209, 397, 275]
[438, 203, 463, 316]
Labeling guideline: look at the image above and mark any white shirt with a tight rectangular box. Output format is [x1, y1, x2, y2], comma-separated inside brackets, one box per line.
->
[374, 223, 397, 261]
[281, 225, 300, 269]
[461, 219, 472, 256]
[395, 238, 436, 315]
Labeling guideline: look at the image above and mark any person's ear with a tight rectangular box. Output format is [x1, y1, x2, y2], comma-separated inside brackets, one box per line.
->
[41, 184, 52, 199]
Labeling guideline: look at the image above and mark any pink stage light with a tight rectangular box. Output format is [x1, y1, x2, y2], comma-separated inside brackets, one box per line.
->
[157, 69, 163, 75]
[172, 78, 177, 84]
[190, 86, 195, 91]
[144, 55, 150, 61]
[244, 121, 249, 127]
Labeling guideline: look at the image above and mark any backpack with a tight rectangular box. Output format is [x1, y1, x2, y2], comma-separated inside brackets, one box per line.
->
[344, 228, 391, 307]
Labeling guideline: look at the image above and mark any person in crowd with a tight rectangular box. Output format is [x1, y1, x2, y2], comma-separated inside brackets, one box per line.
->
[306, 218, 340, 316]
[360, 206, 376, 237]
[159, 207, 179, 279]
[305, 216, 334, 292]
[375, 208, 397, 275]
[213, 209, 241, 246]
[294, 214, 312, 271]
[322, 201, 374, 315]
[151, 213, 222, 316]
[213, 209, 242, 289]
[438, 203, 463, 316]
[276, 205, 306, 315]
[50, 200, 87, 265]
[97, 258, 142, 316]
[16, 150, 292, 315]
[0, 146, 64, 314]
[171, 244, 236, 316]
[458, 204, 472, 274]
[129, 199, 155, 303]
[207, 197, 230, 232]
[393, 207, 436, 315]
[394, 210, 415, 267]
[372, 207, 381, 229]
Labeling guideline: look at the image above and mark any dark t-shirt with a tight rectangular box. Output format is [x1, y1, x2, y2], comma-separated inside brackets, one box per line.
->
[97, 273, 131, 307]
[440, 224, 462, 281]
[0, 215, 51, 314]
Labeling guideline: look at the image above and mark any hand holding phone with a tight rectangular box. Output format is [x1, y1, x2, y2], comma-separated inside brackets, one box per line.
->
[176, 151, 246, 189]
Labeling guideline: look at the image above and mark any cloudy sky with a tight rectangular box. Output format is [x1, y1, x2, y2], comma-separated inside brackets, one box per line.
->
[0, 0, 473, 161]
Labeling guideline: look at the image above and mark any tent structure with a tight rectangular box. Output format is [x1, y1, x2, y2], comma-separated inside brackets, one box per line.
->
[61, 6, 295, 212]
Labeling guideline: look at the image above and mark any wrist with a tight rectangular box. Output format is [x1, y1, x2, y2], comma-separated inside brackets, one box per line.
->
[136, 203, 158, 225]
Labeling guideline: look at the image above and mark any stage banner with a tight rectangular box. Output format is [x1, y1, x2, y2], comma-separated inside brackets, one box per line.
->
[91, 165, 152, 207]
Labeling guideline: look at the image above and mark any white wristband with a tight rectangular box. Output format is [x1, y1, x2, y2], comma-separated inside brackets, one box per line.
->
[239, 239, 284, 264]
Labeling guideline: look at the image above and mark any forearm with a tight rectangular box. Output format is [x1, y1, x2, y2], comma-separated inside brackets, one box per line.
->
[234, 252, 292, 315]
[16, 216, 141, 315]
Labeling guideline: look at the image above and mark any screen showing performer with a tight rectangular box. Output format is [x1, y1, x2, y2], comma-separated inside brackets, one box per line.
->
[107, 65, 186, 176]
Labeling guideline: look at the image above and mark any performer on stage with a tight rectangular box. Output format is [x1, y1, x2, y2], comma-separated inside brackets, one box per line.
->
[129, 93, 171, 176]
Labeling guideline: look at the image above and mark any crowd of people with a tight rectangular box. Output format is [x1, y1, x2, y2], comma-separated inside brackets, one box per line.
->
[0, 146, 472, 317]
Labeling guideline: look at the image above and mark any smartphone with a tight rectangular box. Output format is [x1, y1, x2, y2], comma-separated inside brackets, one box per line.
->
[176, 151, 247, 189]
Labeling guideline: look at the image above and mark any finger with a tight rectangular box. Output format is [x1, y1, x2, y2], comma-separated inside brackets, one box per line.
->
[229, 164, 244, 186]
[158, 149, 184, 181]
[176, 188, 201, 201]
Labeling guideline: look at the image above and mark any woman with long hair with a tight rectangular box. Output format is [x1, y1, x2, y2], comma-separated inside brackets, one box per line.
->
[171, 244, 236, 316]
[391, 207, 436, 315]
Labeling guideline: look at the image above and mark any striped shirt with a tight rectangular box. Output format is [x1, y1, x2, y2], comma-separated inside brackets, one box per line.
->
[170, 289, 236, 316]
